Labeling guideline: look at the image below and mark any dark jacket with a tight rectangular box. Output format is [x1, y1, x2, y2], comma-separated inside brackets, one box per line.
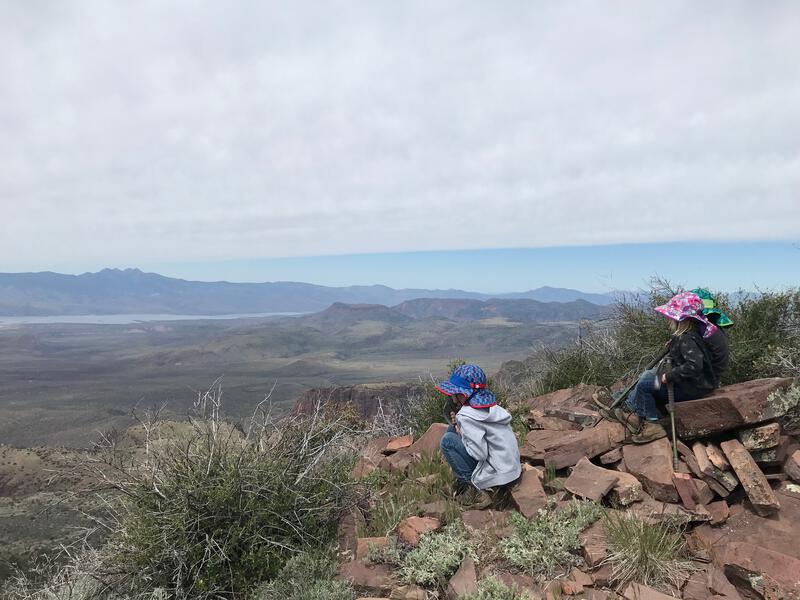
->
[663, 328, 716, 398]
[703, 327, 729, 387]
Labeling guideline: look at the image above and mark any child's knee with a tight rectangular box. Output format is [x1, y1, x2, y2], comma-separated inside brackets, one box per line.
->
[440, 431, 458, 451]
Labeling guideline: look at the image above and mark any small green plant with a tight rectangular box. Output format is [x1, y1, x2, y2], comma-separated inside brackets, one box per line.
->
[399, 523, 475, 587]
[603, 512, 694, 590]
[463, 576, 536, 599]
[500, 501, 602, 579]
[361, 451, 459, 536]
[250, 551, 355, 600]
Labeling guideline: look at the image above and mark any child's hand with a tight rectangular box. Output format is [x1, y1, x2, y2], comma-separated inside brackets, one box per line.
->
[661, 373, 668, 385]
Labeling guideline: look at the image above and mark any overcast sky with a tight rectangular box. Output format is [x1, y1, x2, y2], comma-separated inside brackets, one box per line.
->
[2, 2, 799, 283]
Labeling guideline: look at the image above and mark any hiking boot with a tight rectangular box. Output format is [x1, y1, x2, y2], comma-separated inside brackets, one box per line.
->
[454, 485, 493, 510]
[613, 407, 642, 434]
[592, 388, 614, 411]
[630, 421, 667, 444]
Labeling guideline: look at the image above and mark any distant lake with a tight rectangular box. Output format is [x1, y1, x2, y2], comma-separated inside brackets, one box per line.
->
[0, 312, 303, 326]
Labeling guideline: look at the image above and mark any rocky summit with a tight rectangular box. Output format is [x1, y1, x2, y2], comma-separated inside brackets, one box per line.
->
[340, 376, 800, 599]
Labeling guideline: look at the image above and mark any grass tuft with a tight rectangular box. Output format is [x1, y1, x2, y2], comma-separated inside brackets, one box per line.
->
[463, 576, 536, 599]
[603, 512, 694, 590]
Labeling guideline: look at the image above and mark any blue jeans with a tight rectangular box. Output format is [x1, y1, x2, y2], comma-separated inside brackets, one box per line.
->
[625, 368, 702, 420]
[440, 424, 477, 483]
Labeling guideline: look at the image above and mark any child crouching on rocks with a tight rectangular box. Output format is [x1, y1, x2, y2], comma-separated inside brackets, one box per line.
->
[436, 364, 521, 508]
[595, 292, 719, 444]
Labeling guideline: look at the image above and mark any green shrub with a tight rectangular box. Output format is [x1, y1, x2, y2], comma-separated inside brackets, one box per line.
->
[250, 552, 354, 600]
[603, 512, 694, 590]
[524, 281, 800, 396]
[500, 501, 602, 579]
[399, 523, 475, 587]
[463, 577, 536, 600]
[21, 387, 362, 600]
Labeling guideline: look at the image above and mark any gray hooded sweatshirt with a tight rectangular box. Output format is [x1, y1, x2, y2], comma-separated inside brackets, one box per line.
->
[456, 405, 522, 490]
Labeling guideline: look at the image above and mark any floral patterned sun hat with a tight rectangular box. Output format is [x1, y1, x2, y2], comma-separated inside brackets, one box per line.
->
[654, 292, 718, 337]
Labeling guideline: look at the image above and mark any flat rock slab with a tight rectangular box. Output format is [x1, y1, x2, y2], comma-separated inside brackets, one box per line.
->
[408, 423, 448, 456]
[528, 409, 582, 431]
[623, 582, 676, 599]
[737, 422, 780, 451]
[580, 520, 608, 567]
[524, 420, 626, 470]
[544, 405, 601, 427]
[397, 516, 441, 546]
[338, 560, 396, 595]
[720, 439, 780, 516]
[705, 443, 731, 471]
[384, 434, 413, 453]
[721, 542, 800, 599]
[599, 447, 623, 464]
[622, 438, 679, 503]
[525, 383, 603, 411]
[564, 456, 619, 502]
[511, 468, 548, 519]
[693, 485, 800, 563]
[674, 378, 792, 439]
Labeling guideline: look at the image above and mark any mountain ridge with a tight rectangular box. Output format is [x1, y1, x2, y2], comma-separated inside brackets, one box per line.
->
[0, 268, 617, 316]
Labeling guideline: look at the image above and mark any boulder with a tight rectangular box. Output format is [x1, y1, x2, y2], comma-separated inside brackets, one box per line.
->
[338, 511, 362, 554]
[623, 439, 679, 503]
[445, 556, 478, 599]
[420, 500, 450, 520]
[524, 383, 603, 411]
[378, 450, 416, 473]
[523, 420, 626, 470]
[352, 436, 391, 478]
[720, 439, 780, 516]
[528, 409, 582, 431]
[543, 405, 601, 427]
[564, 457, 619, 502]
[599, 447, 623, 465]
[673, 378, 793, 439]
[707, 500, 730, 526]
[407, 423, 448, 456]
[397, 516, 441, 546]
[721, 542, 800, 599]
[384, 435, 413, 453]
[610, 468, 644, 506]
[511, 468, 548, 519]
[737, 422, 781, 451]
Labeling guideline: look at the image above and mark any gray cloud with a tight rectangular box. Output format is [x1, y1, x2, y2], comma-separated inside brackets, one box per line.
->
[2, 1, 799, 270]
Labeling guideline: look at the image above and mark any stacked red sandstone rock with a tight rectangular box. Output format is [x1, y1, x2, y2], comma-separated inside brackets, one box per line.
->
[339, 377, 800, 599]
[520, 378, 800, 600]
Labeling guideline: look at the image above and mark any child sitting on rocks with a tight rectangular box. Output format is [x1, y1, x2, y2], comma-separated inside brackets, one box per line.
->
[436, 363, 521, 508]
[596, 291, 719, 444]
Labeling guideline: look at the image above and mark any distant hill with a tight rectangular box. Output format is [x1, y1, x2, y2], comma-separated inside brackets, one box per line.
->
[297, 302, 413, 330]
[0, 268, 617, 316]
[393, 297, 608, 323]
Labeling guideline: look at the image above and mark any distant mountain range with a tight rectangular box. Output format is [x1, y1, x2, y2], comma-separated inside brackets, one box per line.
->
[0, 268, 617, 316]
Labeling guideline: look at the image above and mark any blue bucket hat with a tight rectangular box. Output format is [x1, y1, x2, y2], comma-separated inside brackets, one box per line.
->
[436, 363, 497, 409]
